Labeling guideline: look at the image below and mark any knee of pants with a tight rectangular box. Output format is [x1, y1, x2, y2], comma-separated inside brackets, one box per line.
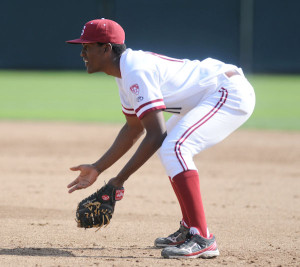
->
[158, 139, 195, 174]
[158, 140, 171, 165]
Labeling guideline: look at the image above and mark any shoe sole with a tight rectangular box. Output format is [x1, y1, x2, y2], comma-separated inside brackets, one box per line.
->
[162, 249, 220, 259]
[154, 241, 185, 248]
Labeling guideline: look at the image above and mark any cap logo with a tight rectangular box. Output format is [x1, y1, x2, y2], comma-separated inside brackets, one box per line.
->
[130, 84, 140, 95]
[81, 26, 86, 36]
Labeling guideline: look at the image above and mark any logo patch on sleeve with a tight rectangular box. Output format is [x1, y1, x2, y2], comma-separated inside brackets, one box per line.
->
[130, 84, 140, 95]
[137, 96, 144, 102]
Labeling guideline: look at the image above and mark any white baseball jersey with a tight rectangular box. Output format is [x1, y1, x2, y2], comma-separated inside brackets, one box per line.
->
[115, 48, 255, 179]
[116, 48, 238, 119]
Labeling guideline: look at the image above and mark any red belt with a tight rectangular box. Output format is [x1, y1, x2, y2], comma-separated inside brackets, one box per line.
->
[225, 69, 240, 78]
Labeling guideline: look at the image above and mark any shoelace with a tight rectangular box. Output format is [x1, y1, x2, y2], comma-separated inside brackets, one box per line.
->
[175, 233, 194, 248]
[168, 229, 181, 238]
[185, 233, 193, 240]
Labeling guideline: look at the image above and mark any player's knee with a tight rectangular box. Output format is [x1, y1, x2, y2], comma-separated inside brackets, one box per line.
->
[158, 140, 196, 176]
[158, 139, 174, 162]
[158, 141, 167, 160]
[159, 140, 192, 164]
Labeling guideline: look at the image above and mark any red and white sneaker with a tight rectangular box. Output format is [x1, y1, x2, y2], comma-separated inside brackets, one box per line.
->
[161, 233, 219, 259]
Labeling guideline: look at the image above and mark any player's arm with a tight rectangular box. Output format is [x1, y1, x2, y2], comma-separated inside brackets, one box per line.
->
[108, 109, 167, 188]
[67, 115, 144, 193]
[92, 115, 145, 172]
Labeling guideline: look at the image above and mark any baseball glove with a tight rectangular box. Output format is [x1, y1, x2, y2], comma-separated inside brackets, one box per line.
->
[76, 183, 124, 230]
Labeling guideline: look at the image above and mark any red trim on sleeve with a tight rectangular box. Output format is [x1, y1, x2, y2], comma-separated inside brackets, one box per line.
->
[122, 105, 134, 111]
[135, 99, 164, 113]
[138, 105, 166, 119]
[122, 104, 136, 117]
[122, 110, 137, 117]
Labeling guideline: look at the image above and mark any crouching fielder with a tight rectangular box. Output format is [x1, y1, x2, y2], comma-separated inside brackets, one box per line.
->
[66, 18, 255, 259]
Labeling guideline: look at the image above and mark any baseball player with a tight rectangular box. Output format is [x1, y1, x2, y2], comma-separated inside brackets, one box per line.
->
[66, 18, 255, 259]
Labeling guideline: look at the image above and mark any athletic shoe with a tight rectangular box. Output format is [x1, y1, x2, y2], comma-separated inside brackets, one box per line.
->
[154, 223, 189, 247]
[161, 233, 219, 259]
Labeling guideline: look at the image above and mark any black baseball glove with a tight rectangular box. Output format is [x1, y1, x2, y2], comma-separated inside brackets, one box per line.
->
[76, 183, 124, 230]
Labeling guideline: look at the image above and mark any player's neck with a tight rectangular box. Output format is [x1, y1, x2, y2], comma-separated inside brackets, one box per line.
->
[105, 57, 121, 78]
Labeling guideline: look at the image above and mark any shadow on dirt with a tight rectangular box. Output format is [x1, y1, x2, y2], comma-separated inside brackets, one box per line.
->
[0, 247, 75, 257]
[0, 246, 162, 259]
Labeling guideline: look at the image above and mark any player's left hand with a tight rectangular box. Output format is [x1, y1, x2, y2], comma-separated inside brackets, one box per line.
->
[75, 183, 125, 230]
[67, 164, 100, 193]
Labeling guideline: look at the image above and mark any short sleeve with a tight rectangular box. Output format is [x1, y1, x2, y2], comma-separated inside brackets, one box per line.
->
[122, 69, 166, 119]
[116, 77, 136, 117]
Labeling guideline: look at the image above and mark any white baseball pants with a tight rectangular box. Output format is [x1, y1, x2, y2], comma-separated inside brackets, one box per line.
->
[158, 70, 256, 178]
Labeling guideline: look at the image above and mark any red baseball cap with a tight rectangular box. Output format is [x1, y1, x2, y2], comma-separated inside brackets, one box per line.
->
[66, 19, 125, 44]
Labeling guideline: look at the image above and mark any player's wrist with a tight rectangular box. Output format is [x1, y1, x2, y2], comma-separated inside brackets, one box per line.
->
[91, 163, 102, 174]
[114, 175, 128, 187]
[107, 177, 126, 188]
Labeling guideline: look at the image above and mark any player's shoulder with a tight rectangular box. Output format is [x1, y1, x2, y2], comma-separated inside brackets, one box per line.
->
[121, 49, 153, 68]
[200, 57, 225, 66]
[120, 49, 156, 77]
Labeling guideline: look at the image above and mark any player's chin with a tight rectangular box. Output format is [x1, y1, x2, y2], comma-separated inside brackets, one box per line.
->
[85, 64, 101, 74]
[86, 67, 95, 74]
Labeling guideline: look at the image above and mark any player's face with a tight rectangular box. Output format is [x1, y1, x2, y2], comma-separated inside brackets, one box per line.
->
[80, 43, 108, 74]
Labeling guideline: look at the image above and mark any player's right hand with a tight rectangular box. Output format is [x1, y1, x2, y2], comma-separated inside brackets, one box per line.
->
[67, 164, 100, 193]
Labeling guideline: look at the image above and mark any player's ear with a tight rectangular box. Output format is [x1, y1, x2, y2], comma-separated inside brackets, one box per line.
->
[104, 43, 112, 53]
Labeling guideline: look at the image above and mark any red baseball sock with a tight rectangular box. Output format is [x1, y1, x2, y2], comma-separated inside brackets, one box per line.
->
[172, 170, 208, 238]
[169, 177, 190, 227]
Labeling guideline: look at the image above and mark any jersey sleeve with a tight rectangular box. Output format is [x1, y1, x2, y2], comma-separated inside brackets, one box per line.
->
[122, 69, 166, 119]
[116, 77, 136, 117]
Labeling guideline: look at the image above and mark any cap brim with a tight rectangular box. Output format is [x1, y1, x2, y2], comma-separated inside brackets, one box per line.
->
[66, 38, 97, 44]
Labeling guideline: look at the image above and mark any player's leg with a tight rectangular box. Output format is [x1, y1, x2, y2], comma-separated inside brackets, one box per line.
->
[168, 176, 190, 228]
[154, 115, 191, 247]
[159, 74, 255, 258]
[163, 115, 191, 229]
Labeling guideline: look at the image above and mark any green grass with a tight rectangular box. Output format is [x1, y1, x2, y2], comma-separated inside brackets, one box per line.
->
[245, 75, 300, 130]
[0, 70, 124, 123]
[0, 70, 299, 130]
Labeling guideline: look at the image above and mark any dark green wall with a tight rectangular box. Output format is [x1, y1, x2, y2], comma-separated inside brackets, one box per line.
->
[0, 0, 299, 72]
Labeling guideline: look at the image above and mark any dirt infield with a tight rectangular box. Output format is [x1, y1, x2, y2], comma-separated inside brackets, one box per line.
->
[0, 121, 299, 266]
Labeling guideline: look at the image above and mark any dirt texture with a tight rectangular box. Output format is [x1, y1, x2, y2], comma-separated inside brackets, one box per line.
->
[0, 121, 299, 267]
